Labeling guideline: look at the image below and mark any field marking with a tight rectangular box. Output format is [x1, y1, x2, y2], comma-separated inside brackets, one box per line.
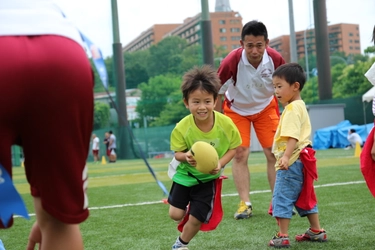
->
[14, 180, 365, 218]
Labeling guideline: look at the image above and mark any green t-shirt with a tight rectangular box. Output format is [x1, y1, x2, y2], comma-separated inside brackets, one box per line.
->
[168, 111, 241, 187]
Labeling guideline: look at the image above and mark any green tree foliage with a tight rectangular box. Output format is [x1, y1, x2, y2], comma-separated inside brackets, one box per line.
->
[124, 50, 150, 89]
[151, 90, 190, 126]
[93, 101, 110, 129]
[332, 58, 375, 98]
[135, 74, 181, 127]
[301, 76, 319, 103]
[147, 36, 187, 77]
[364, 46, 375, 54]
[180, 44, 203, 73]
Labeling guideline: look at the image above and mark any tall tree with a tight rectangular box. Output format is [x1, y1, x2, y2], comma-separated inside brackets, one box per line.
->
[147, 36, 187, 77]
[135, 74, 181, 127]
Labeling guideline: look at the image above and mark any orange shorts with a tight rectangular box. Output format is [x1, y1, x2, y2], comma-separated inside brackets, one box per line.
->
[224, 98, 279, 148]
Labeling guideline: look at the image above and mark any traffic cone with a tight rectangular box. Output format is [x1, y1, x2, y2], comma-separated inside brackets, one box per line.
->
[101, 156, 107, 165]
[354, 142, 362, 157]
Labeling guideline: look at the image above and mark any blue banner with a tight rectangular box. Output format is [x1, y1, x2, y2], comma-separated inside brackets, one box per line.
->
[80, 32, 109, 90]
[0, 164, 29, 227]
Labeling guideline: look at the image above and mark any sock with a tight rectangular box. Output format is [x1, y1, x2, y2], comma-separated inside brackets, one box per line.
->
[245, 201, 252, 207]
[179, 237, 189, 245]
[278, 232, 289, 237]
[310, 228, 321, 233]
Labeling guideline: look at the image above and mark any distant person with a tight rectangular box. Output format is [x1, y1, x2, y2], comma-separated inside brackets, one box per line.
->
[168, 65, 241, 249]
[216, 20, 285, 219]
[103, 132, 110, 159]
[0, 1, 94, 249]
[345, 129, 363, 150]
[268, 63, 327, 248]
[108, 130, 117, 163]
[92, 134, 100, 163]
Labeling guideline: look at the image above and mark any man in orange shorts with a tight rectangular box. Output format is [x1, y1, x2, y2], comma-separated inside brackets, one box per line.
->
[217, 20, 285, 219]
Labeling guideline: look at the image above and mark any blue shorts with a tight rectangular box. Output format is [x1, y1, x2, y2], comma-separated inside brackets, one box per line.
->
[272, 160, 318, 219]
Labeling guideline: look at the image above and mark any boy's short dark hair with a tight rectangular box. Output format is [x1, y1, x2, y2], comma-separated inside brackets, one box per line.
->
[241, 20, 268, 41]
[181, 65, 221, 101]
[272, 63, 306, 91]
[109, 130, 113, 134]
[350, 128, 356, 133]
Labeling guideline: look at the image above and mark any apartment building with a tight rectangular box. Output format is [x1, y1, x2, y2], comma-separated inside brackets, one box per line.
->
[123, 24, 180, 52]
[269, 23, 361, 63]
[123, 11, 243, 54]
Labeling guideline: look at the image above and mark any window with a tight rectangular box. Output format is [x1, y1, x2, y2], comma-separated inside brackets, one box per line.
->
[349, 32, 353, 37]
[220, 36, 227, 41]
[230, 28, 241, 33]
[231, 36, 241, 41]
[220, 28, 226, 33]
[230, 19, 240, 24]
[219, 20, 225, 25]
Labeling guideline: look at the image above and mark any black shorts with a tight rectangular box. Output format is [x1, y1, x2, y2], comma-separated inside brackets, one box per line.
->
[168, 180, 215, 223]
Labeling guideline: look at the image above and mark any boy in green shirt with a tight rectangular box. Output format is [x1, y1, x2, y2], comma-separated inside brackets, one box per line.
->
[168, 65, 241, 249]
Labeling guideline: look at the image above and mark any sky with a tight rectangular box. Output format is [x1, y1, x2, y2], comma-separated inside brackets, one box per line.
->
[55, 0, 375, 58]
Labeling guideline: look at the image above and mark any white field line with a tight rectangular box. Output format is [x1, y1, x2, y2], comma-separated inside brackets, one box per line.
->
[14, 180, 365, 218]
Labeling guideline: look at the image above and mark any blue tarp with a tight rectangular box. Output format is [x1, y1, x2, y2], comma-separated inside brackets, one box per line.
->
[313, 120, 373, 149]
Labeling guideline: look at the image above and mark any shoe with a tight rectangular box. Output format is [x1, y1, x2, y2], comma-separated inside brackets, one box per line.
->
[292, 209, 296, 216]
[344, 146, 352, 150]
[295, 228, 327, 242]
[172, 237, 189, 250]
[234, 201, 253, 219]
[268, 232, 290, 248]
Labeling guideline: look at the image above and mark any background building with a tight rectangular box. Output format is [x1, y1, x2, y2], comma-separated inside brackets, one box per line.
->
[270, 23, 361, 63]
[123, 24, 180, 52]
[123, 0, 242, 53]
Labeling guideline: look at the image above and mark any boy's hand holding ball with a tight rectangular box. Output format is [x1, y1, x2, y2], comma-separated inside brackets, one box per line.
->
[188, 141, 220, 174]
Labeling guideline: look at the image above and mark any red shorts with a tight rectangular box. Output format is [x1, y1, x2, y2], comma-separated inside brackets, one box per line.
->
[224, 98, 279, 148]
[0, 35, 94, 227]
[106, 149, 111, 156]
[92, 150, 99, 156]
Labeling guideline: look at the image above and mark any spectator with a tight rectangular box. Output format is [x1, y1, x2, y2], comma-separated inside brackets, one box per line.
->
[108, 130, 117, 163]
[345, 129, 363, 150]
[92, 134, 100, 163]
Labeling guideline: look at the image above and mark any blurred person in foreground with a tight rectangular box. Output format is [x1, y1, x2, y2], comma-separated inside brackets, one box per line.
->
[0, 1, 94, 249]
[268, 63, 327, 248]
[360, 25, 375, 197]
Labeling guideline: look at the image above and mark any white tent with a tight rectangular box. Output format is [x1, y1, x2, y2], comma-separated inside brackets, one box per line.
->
[362, 86, 375, 102]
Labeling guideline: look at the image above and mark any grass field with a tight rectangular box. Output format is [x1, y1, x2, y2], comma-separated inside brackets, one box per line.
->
[1, 148, 375, 250]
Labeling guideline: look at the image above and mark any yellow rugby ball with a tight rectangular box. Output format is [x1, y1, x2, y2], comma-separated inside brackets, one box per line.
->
[190, 141, 219, 174]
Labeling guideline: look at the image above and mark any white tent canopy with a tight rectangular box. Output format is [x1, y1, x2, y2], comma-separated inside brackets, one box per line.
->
[362, 86, 375, 102]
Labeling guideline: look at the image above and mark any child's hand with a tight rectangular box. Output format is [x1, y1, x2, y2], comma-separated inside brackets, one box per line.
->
[209, 161, 222, 175]
[185, 151, 196, 166]
[278, 156, 289, 170]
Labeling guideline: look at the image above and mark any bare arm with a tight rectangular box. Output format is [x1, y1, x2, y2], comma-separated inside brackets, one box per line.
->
[278, 137, 298, 170]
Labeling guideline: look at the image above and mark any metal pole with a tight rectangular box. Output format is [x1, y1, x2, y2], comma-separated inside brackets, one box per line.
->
[304, 24, 313, 81]
[200, 0, 214, 66]
[111, 0, 134, 159]
[313, 0, 332, 100]
[288, 0, 298, 63]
